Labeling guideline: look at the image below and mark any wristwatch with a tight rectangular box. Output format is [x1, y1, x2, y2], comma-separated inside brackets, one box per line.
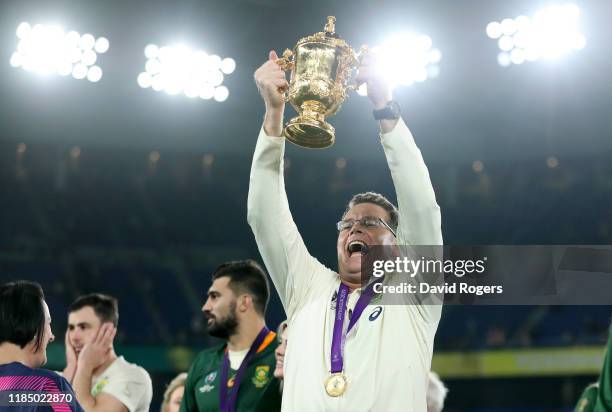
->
[372, 100, 401, 120]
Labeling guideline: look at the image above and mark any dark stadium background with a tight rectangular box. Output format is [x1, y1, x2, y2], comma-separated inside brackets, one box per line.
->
[1, 0, 611, 410]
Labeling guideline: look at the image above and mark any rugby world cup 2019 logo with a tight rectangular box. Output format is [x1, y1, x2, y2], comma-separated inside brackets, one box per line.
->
[205, 371, 217, 384]
[199, 371, 217, 393]
[251, 365, 270, 389]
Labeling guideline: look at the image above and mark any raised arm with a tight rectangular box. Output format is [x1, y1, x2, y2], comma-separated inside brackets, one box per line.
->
[72, 324, 129, 412]
[357, 54, 443, 323]
[381, 116, 444, 322]
[356, 54, 442, 246]
[381, 119, 442, 246]
[248, 51, 333, 313]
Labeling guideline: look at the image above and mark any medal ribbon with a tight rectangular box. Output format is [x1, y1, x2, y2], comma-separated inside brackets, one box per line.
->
[330, 278, 383, 374]
[219, 326, 270, 412]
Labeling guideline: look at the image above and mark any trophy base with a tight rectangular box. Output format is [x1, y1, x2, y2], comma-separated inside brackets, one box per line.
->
[283, 117, 335, 149]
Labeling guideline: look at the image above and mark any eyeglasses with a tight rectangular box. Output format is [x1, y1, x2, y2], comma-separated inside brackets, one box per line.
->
[336, 217, 397, 237]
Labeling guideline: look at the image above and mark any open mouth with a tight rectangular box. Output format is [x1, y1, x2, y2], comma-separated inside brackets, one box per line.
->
[347, 240, 369, 256]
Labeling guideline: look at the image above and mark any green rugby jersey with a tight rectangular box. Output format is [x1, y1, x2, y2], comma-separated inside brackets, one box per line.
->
[180, 336, 281, 412]
[575, 383, 598, 412]
[595, 325, 612, 411]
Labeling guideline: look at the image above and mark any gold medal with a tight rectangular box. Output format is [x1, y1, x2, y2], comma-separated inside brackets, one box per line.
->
[324, 373, 347, 397]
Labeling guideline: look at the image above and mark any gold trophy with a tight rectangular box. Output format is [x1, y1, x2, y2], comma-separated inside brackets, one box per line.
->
[276, 16, 364, 148]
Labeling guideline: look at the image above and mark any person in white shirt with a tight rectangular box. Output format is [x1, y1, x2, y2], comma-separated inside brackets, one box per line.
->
[62, 293, 153, 412]
[249, 50, 443, 411]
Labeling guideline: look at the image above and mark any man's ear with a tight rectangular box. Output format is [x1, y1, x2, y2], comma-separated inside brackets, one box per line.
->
[238, 294, 253, 312]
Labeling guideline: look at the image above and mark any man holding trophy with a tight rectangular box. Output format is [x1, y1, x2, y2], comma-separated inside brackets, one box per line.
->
[248, 17, 442, 411]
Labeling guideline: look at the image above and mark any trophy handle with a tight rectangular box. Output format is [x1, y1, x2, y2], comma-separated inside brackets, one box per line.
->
[347, 44, 369, 92]
[276, 49, 294, 101]
[276, 48, 294, 71]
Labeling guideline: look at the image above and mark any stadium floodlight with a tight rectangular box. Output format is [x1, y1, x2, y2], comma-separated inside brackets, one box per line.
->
[138, 43, 235, 102]
[486, 3, 586, 67]
[357, 32, 441, 96]
[9, 22, 109, 82]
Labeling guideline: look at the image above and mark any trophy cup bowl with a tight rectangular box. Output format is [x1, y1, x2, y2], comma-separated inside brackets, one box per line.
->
[277, 17, 361, 149]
